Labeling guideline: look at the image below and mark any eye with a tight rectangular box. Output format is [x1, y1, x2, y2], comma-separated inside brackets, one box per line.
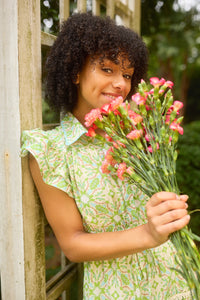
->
[123, 74, 132, 80]
[102, 67, 113, 74]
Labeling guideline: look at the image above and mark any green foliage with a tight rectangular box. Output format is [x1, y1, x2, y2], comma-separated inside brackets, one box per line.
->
[41, 0, 78, 34]
[42, 99, 60, 124]
[45, 245, 61, 281]
[141, 0, 200, 123]
[185, 68, 200, 123]
[176, 121, 200, 234]
[41, 0, 59, 34]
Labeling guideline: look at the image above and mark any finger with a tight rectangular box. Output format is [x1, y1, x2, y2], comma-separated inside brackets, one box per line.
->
[154, 200, 188, 216]
[154, 208, 188, 226]
[179, 194, 189, 202]
[149, 192, 189, 207]
[149, 191, 180, 207]
[159, 214, 190, 236]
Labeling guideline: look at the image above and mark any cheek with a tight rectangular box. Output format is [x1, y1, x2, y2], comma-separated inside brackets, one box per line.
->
[125, 82, 132, 96]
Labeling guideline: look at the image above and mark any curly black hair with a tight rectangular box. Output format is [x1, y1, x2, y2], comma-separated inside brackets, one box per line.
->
[45, 12, 148, 112]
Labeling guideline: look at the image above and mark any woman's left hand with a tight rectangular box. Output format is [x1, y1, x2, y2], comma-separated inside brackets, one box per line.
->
[145, 191, 190, 247]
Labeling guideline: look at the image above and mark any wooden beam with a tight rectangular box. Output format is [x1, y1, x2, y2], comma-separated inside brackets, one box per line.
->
[46, 270, 77, 300]
[41, 31, 57, 47]
[18, 0, 46, 299]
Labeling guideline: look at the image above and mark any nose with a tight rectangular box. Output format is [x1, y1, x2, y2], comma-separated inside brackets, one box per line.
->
[112, 75, 126, 91]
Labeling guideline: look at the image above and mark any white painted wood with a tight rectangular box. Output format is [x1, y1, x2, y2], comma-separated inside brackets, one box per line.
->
[0, 0, 26, 299]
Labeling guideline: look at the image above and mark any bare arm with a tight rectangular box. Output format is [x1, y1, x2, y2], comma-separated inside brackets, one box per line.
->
[29, 154, 190, 263]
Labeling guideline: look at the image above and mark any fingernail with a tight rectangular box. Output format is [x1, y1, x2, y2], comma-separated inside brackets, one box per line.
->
[185, 203, 188, 208]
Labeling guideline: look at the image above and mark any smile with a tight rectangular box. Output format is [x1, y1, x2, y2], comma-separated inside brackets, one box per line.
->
[103, 93, 122, 100]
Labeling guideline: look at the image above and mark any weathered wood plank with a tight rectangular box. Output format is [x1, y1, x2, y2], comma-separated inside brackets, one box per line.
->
[59, 0, 70, 24]
[41, 31, 57, 47]
[18, 0, 46, 299]
[46, 269, 77, 300]
[77, 0, 87, 12]
[0, 0, 26, 298]
[106, 0, 115, 18]
[131, 0, 141, 34]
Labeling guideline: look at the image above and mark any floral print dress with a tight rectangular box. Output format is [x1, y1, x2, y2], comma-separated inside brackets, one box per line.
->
[21, 113, 191, 300]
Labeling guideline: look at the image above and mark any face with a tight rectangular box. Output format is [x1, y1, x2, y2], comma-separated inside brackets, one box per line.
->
[73, 55, 134, 121]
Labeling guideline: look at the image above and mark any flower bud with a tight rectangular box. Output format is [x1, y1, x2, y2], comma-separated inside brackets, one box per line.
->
[170, 111, 177, 123]
[173, 150, 178, 161]
[149, 115, 154, 126]
[155, 99, 161, 111]
[165, 96, 174, 110]
[160, 126, 166, 138]
[139, 105, 147, 116]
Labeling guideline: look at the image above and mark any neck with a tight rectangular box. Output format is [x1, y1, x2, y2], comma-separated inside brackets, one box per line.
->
[72, 108, 106, 137]
[72, 107, 87, 127]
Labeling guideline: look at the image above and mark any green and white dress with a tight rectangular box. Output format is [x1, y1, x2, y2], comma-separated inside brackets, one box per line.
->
[21, 113, 191, 300]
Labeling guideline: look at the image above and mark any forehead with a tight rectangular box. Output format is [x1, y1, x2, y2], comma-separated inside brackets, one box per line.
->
[90, 53, 134, 70]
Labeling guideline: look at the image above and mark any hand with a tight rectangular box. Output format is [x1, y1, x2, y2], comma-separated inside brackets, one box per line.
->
[145, 191, 190, 248]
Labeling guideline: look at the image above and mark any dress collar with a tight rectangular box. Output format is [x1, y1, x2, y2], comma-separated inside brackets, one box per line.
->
[61, 113, 87, 146]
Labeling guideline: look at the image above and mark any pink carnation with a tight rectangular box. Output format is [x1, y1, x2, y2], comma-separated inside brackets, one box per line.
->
[113, 141, 126, 149]
[148, 143, 159, 153]
[105, 147, 116, 166]
[165, 114, 170, 124]
[117, 162, 127, 180]
[84, 108, 103, 127]
[110, 96, 124, 111]
[170, 121, 184, 135]
[126, 166, 134, 176]
[105, 134, 113, 142]
[101, 160, 111, 174]
[132, 93, 146, 105]
[150, 77, 165, 87]
[128, 110, 143, 125]
[127, 129, 143, 140]
[164, 80, 174, 89]
[121, 102, 130, 111]
[86, 127, 96, 137]
[101, 103, 111, 114]
[145, 133, 154, 142]
[173, 101, 183, 112]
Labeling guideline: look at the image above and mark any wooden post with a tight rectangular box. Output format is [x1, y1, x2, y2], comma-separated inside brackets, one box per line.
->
[59, 0, 70, 25]
[77, 0, 87, 12]
[18, 0, 46, 299]
[92, 0, 101, 15]
[131, 0, 141, 34]
[106, 0, 115, 19]
[0, 0, 26, 299]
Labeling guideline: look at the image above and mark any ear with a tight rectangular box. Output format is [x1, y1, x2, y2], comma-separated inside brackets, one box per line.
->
[74, 73, 80, 84]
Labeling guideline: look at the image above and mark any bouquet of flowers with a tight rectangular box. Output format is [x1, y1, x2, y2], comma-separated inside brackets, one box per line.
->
[84, 77, 200, 298]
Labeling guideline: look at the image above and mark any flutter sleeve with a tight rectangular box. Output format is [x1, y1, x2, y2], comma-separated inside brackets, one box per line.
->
[21, 128, 74, 197]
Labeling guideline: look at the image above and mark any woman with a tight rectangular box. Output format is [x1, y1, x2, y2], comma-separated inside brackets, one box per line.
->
[21, 12, 191, 299]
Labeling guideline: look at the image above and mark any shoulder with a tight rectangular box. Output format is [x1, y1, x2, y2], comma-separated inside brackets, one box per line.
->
[21, 125, 66, 157]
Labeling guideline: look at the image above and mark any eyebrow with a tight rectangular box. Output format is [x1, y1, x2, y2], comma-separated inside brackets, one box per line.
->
[100, 59, 134, 71]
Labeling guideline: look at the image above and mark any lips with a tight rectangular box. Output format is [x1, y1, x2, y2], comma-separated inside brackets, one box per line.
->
[102, 93, 122, 101]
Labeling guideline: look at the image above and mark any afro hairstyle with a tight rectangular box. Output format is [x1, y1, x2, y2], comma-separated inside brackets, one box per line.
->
[45, 12, 148, 112]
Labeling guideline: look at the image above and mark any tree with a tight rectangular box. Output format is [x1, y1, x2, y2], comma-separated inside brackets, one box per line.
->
[141, 0, 200, 121]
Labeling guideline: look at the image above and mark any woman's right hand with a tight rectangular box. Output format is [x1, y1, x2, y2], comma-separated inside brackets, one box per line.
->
[145, 191, 190, 248]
